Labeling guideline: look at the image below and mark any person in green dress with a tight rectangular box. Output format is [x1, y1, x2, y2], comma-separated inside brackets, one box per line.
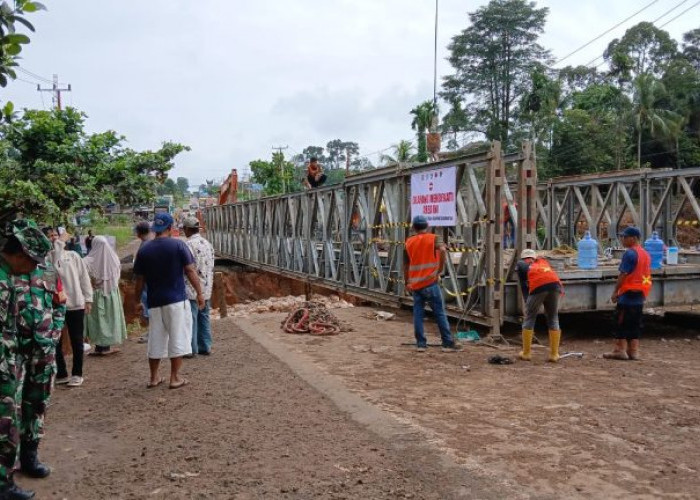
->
[83, 236, 126, 354]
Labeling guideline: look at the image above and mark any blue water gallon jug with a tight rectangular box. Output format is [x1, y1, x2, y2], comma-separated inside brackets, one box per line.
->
[644, 231, 664, 270]
[577, 231, 598, 269]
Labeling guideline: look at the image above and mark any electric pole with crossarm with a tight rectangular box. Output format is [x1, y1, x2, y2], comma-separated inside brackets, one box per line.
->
[37, 74, 71, 110]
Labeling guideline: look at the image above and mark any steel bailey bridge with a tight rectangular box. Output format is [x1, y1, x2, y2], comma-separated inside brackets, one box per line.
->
[204, 141, 700, 336]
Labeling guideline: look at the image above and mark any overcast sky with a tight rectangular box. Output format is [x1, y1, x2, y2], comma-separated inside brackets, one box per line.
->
[3, 0, 698, 187]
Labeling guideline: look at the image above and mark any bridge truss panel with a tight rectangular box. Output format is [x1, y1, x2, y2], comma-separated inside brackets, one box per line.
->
[205, 147, 700, 333]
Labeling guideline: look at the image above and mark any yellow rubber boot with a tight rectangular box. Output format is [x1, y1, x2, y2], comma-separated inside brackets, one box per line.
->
[548, 329, 561, 363]
[519, 329, 534, 361]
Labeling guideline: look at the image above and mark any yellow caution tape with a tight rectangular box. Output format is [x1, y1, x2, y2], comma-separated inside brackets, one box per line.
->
[676, 220, 700, 226]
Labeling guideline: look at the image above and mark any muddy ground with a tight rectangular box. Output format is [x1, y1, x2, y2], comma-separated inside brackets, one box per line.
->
[28, 317, 498, 499]
[25, 304, 700, 499]
[240, 307, 700, 499]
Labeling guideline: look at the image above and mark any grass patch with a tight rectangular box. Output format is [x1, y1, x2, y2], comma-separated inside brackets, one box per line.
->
[90, 225, 134, 251]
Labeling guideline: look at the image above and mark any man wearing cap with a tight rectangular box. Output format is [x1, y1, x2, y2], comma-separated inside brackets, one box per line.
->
[605, 226, 652, 361]
[517, 248, 563, 362]
[0, 219, 66, 500]
[403, 215, 460, 352]
[183, 217, 215, 356]
[134, 213, 204, 389]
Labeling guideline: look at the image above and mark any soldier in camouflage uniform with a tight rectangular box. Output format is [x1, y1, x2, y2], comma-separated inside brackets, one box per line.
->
[0, 219, 63, 500]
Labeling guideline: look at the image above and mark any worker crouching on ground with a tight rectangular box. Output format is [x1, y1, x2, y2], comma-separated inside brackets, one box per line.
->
[517, 248, 563, 362]
[605, 226, 652, 361]
[403, 215, 460, 352]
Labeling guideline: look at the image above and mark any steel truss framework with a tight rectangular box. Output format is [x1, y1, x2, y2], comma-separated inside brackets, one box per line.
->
[537, 167, 700, 249]
[205, 143, 700, 334]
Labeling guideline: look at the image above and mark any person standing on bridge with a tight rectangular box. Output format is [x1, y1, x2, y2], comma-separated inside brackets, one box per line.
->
[134, 213, 204, 389]
[183, 217, 215, 356]
[517, 248, 563, 363]
[404, 215, 460, 352]
[605, 226, 652, 361]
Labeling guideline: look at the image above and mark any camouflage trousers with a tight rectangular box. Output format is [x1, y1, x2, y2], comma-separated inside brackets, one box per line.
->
[0, 340, 56, 485]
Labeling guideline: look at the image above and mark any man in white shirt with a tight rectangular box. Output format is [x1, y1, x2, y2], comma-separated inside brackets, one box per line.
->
[183, 217, 215, 356]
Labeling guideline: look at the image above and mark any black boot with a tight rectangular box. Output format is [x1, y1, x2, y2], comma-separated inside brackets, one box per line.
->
[0, 478, 35, 500]
[19, 440, 50, 479]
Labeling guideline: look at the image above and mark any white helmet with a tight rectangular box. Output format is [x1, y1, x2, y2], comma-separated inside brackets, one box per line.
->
[520, 249, 537, 259]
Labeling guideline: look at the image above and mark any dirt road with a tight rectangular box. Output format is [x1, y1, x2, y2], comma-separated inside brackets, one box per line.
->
[27, 318, 498, 499]
[242, 307, 700, 499]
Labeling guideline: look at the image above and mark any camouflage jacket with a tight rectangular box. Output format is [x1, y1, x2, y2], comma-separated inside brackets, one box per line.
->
[0, 257, 18, 375]
[13, 261, 66, 353]
[0, 258, 66, 358]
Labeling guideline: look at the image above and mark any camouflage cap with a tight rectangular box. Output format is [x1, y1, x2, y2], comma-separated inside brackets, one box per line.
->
[10, 219, 52, 263]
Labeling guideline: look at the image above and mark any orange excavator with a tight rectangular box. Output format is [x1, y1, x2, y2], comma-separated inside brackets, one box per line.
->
[219, 168, 238, 205]
[197, 168, 238, 232]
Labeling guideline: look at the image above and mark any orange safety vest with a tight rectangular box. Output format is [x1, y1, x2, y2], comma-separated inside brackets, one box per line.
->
[527, 258, 562, 293]
[405, 233, 440, 291]
[618, 245, 652, 297]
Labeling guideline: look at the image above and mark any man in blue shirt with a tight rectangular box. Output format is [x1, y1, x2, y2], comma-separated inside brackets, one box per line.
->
[605, 226, 652, 361]
[134, 213, 205, 389]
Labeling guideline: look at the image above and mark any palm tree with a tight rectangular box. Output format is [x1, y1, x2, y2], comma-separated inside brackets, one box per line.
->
[629, 74, 680, 168]
[381, 140, 416, 165]
[410, 101, 438, 163]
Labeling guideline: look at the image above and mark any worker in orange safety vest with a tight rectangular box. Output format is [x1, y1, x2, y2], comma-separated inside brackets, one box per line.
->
[403, 215, 460, 353]
[604, 226, 652, 361]
[516, 248, 563, 362]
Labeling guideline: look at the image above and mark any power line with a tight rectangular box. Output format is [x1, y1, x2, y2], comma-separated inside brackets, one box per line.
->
[583, 0, 693, 67]
[658, 0, 700, 27]
[16, 67, 53, 84]
[555, 0, 661, 66]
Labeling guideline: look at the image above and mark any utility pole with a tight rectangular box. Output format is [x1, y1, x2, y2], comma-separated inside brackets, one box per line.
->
[37, 74, 71, 110]
[433, 0, 439, 108]
[272, 145, 289, 194]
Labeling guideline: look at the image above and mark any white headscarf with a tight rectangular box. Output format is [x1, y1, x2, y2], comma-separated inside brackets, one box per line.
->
[83, 236, 121, 293]
[47, 238, 66, 268]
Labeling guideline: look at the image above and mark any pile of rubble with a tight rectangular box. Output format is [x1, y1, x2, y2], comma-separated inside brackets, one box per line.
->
[210, 294, 353, 319]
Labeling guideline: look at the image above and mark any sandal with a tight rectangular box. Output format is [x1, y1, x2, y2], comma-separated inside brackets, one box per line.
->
[169, 379, 189, 390]
[147, 377, 165, 389]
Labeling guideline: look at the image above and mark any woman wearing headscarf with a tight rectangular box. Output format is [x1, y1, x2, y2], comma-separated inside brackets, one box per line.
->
[44, 227, 93, 387]
[83, 236, 127, 354]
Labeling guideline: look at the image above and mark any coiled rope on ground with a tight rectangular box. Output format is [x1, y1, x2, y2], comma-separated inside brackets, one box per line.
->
[281, 301, 346, 335]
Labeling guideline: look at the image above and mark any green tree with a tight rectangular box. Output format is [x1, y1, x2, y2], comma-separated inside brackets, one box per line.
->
[661, 57, 700, 166]
[410, 100, 437, 163]
[0, 0, 44, 121]
[629, 74, 680, 168]
[0, 108, 188, 221]
[604, 22, 678, 81]
[682, 28, 700, 71]
[442, 0, 550, 145]
[520, 65, 561, 147]
[249, 151, 296, 195]
[548, 108, 619, 177]
[325, 139, 359, 170]
[176, 176, 189, 197]
[380, 140, 416, 165]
